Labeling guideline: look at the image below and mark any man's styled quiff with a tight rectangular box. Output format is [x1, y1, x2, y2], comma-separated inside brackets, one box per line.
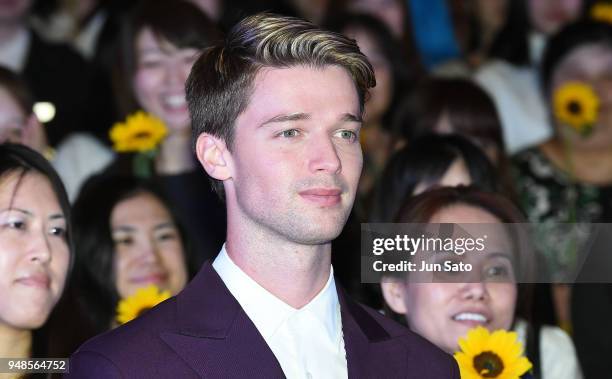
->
[186, 12, 375, 150]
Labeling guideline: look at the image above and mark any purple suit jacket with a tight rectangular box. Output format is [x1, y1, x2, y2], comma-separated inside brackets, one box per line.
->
[65, 262, 459, 378]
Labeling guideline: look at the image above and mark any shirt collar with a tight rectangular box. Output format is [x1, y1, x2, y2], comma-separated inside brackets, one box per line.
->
[212, 244, 340, 341]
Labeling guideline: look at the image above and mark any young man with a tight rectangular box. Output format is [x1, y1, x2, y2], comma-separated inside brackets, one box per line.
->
[67, 13, 459, 378]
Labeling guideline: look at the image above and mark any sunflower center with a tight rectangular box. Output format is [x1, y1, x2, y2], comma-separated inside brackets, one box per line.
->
[567, 100, 582, 115]
[473, 351, 504, 377]
[133, 131, 152, 139]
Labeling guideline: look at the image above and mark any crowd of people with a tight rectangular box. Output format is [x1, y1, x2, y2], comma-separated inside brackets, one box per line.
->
[1, 0, 612, 378]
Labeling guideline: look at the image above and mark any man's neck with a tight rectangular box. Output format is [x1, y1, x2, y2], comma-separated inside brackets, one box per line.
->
[225, 215, 332, 309]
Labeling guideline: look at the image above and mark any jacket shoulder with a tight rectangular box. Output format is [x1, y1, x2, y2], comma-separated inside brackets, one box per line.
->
[356, 302, 461, 378]
[67, 297, 193, 378]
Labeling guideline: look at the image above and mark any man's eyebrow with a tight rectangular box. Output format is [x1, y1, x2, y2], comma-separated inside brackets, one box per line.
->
[259, 113, 310, 127]
[341, 113, 362, 123]
[259, 112, 362, 127]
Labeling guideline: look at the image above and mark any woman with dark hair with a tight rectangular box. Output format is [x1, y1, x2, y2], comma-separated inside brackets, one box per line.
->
[393, 78, 516, 199]
[475, 0, 587, 153]
[0, 143, 71, 366]
[355, 134, 496, 309]
[380, 186, 582, 379]
[510, 19, 612, 378]
[71, 174, 198, 335]
[397, 78, 506, 163]
[513, 20, 612, 341]
[462, 0, 509, 70]
[0, 65, 113, 201]
[105, 0, 226, 262]
[370, 134, 499, 224]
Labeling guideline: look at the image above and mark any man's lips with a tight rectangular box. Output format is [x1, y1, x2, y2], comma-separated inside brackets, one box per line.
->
[299, 188, 342, 206]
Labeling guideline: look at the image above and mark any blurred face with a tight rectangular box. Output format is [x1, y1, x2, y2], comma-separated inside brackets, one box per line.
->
[345, 27, 392, 125]
[551, 43, 612, 150]
[0, 0, 31, 24]
[349, 0, 405, 37]
[382, 205, 517, 354]
[186, 0, 221, 20]
[413, 158, 472, 195]
[434, 113, 501, 164]
[133, 27, 199, 134]
[0, 87, 28, 144]
[474, 0, 508, 33]
[0, 171, 69, 331]
[224, 66, 363, 245]
[528, 0, 582, 35]
[111, 192, 188, 298]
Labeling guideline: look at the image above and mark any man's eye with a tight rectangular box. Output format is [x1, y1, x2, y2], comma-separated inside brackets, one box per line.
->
[279, 129, 299, 138]
[338, 130, 357, 142]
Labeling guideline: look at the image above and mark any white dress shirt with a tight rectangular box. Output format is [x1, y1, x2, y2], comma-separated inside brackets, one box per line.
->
[213, 245, 348, 379]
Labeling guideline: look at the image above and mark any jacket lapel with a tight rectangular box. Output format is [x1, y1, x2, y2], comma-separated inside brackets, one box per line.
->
[160, 262, 285, 378]
[339, 287, 409, 378]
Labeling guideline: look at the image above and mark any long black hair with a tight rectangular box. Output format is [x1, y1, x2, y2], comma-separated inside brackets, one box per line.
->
[71, 174, 198, 333]
[0, 143, 73, 362]
[0, 143, 72, 258]
[489, 0, 594, 66]
[541, 20, 612, 97]
[114, 0, 222, 118]
[369, 134, 499, 223]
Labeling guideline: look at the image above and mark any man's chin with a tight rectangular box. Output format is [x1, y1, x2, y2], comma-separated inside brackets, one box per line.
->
[288, 224, 346, 245]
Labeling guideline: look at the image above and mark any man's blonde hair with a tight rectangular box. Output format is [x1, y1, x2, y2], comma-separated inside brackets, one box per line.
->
[186, 12, 375, 195]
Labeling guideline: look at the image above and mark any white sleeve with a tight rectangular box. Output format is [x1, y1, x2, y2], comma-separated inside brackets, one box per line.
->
[540, 326, 583, 379]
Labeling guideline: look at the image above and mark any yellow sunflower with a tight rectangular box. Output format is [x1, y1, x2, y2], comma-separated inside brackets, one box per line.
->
[454, 327, 532, 379]
[109, 111, 168, 153]
[116, 285, 171, 325]
[591, 3, 612, 24]
[553, 81, 600, 136]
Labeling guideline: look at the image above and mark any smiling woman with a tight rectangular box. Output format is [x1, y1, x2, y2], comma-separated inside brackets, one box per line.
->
[380, 186, 582, 379]
[102, 0, 226, 263]
[0, 143, 72, 363]
[70, 174, 198, 335]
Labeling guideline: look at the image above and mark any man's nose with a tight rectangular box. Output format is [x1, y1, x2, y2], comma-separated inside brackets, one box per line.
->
[307, 135, 342, 174]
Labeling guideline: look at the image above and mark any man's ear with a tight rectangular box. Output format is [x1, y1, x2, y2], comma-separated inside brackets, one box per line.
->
[195, 133, 232, 181]
[380, 277, 408, 315]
